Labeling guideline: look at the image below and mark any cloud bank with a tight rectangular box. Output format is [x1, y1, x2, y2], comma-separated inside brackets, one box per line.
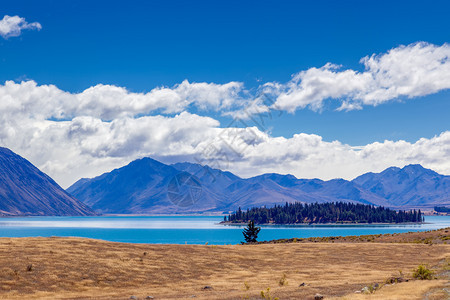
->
[0, 15, 41, 39]
[1, 107, 448, 188]
[0, 42, 449, 187]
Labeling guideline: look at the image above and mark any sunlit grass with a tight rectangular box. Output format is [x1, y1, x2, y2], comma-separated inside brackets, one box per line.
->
[0, 229, 448, 299]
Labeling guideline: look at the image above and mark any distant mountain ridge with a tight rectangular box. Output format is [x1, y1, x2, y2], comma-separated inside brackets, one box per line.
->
[352, 164, 450, 208]
[0, 147, 96, 216]
[67, 157, 450, 214]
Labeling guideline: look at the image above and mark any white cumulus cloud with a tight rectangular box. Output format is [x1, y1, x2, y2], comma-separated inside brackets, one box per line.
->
[2, 42, 449, 121]
[272, 42, 450, 112]
[0, 80, 244, 121]
[0, 15, 41, 39]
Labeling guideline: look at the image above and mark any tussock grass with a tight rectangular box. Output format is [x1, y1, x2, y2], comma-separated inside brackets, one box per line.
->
[0, 235, 448, 299]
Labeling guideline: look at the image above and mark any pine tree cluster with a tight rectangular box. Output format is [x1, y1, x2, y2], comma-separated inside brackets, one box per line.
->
[225, 202, 423, 224]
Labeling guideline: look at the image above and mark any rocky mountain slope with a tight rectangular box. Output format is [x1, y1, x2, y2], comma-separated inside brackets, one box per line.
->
[0, 147, 96, 216]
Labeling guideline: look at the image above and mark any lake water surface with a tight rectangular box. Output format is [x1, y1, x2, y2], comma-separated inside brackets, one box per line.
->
[0, 215, 449, 244]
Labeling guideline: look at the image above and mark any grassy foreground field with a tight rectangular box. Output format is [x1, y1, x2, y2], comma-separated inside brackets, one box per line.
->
[0, 229, 448, 300]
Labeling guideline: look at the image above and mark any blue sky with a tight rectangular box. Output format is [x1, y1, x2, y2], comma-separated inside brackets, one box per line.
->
[1, 0, 449, 186]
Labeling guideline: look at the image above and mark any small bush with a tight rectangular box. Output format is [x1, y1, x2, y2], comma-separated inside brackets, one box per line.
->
[241, 282, 251, 299]
[361, 283, 379, 294]
[278, 273, 288, 286]
[260, 287, 279, 300]
[368, 283, 379, 293]
[385, 270, 405, 284]
[412, 264, 433, 280]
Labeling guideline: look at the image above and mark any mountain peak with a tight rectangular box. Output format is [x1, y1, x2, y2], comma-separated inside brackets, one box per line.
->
[374, 164, 438, 179]
[397, 164, 440, 180]
[352, 163, 449, 207]
[131, 157, 166, 167]
[380, 166, 401, 174]
[401, 164, 434, 174]
[118, 157, 176, 175]
[403, 163, 424, 169]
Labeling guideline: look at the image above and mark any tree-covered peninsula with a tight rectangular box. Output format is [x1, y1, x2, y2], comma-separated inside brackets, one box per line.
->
[224, 202, 423, 224]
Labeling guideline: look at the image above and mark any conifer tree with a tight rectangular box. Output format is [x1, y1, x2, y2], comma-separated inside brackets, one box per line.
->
[242, 220, 261, 243]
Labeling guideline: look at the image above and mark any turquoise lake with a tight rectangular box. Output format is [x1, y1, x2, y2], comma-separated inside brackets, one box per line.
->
[0, 216, 449, 244]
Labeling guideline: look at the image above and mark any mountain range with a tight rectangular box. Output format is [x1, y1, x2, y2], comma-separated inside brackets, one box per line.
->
[67, 157, 450, 214]
[0, 147, 95, 216]
[1, 145, 447, 216]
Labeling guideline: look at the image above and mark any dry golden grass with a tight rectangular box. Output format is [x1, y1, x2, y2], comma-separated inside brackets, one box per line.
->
[262, 227, 450, 244]
[0, 231, 448, 299]
[333, 280, 449, 300]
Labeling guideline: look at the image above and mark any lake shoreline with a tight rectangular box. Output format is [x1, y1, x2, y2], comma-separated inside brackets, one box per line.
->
[0, 215, 447, 244]
[220, 221, 428, 226]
